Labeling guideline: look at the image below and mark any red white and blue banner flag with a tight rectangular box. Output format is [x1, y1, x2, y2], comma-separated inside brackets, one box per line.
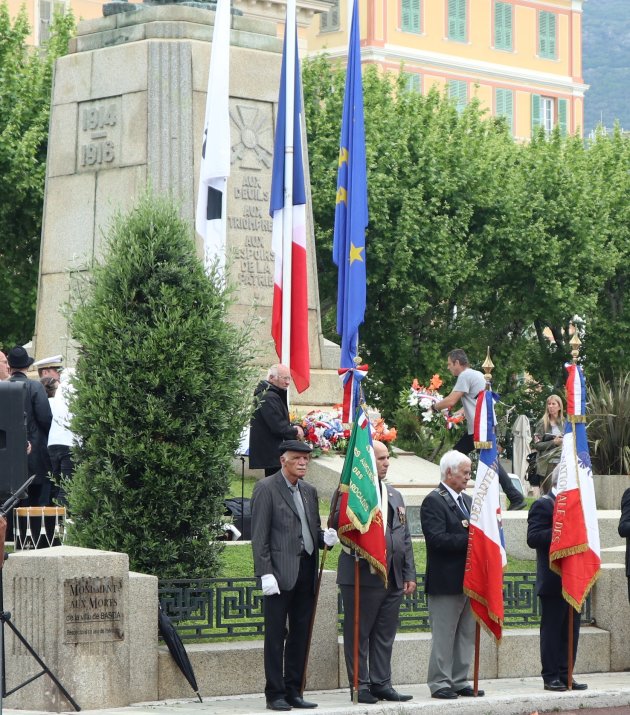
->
[269, 4, 310, 393]
[464, 389, 507, 641]
[338, 364, 368, 423]
[549, 363, 601, 610]
[195, 0, 231, 272]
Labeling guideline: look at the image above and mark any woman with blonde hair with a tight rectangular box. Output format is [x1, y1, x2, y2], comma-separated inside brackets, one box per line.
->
[531, 395, 565, 496]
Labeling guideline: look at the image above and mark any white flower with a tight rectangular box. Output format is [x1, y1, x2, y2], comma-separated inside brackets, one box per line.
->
[419, 397, 433, 410]
[422, 409, 433, 423]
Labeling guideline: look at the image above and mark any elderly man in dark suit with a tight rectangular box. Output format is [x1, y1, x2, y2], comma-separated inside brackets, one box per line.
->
[7, 346, 52, 506]
[420, 450, 482, 700]
[251, 440, 338, 711]
[527, 469, 587, 691]
[620, 488, 630, 603]
[336, 439, 416, 704]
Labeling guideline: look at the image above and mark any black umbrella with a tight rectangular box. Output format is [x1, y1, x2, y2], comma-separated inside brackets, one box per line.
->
[158, 604, 203, 703]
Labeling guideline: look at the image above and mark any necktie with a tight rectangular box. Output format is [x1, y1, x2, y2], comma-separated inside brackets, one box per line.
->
[458, 495, 470, 519]
[290, 485, 314, 555]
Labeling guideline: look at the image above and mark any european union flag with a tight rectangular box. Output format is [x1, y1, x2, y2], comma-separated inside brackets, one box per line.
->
[332, 0, 368, 369]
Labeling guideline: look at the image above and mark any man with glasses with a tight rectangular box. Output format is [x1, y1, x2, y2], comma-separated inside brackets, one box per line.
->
[250, 364, 304, 476]
[252, 440, 338, 711]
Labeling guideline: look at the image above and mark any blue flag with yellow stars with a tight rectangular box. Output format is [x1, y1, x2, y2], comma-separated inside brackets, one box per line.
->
[332, 0, 368, 370]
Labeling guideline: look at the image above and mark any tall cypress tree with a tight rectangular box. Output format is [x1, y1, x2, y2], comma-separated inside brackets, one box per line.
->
[67, 193, 255, 578]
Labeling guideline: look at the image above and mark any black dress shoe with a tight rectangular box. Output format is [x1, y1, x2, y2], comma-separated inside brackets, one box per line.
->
[353, 690, 378, 704]
[431, 688, 458, 699]
[370, 687, 412, 701]
[267, 698, 292, 711]
[544, 679, 567, 692]
[456, 686, 485, 697]
[565, 680, 588, 691]
[285, 695, 317, 709]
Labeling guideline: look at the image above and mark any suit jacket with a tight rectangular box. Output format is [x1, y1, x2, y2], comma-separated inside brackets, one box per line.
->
[9, 372, 52, 482]
[336, 483, 416, 590]
[619, 487, 630, 578]
[251, 471, 324, 592]
[420, 486, 471, 595]
[526, 493, 561, 597]
[248, 381, 299, 470]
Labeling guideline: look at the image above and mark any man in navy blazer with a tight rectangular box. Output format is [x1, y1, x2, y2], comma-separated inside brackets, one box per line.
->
[251, 440, 338, 711]
[527, 469, 587, 692]
[336, 439, 416, 704]
[420, 450, 482, 700]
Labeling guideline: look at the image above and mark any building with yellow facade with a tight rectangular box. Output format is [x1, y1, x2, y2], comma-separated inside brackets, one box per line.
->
[304, 0, 587, 140]
[5, 0, 107, 45]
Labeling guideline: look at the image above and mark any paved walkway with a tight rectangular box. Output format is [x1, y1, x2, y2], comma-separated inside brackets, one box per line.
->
[5, 672, 630, 715]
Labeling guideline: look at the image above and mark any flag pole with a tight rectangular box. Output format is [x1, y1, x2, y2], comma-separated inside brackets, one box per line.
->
[474, 346, 495, 696]
[566, 330, 582, 690]
[352, 553, 360, 704]
[281, 0, 296, 370]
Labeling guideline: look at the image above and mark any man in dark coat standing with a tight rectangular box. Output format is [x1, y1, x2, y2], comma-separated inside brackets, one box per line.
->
[7, 346, 52, 506]
[620, 488, 630, 603]
[249, 364, 304, 476]
[420, 450, 482, 700]
[527, 469, 588, 691]
[251, 440, 338, 711]
[336, 439, 416, 703]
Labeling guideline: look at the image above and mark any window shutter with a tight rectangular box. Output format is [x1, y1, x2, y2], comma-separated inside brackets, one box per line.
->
[539, 11, 556, 59]
[558, 99, 568, 136]
[320, 0, 340, 33]
[448, 0, 466, 42]
[496, 88, 513, 133]
[449, 80, 467, 113]
[331, 0, 340, 30]
[495, 2, 512, 51]
[531, 94, 542, 134]
[405, 73, 421, 93]
[402, 0, 411, 31]
[39, 0, 52, 42]
[411, 0, 421, 33]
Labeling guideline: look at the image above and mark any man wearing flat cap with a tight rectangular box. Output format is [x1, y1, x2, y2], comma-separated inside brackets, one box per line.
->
[7, 346, 52, 505]
[251, 440, 339, 711]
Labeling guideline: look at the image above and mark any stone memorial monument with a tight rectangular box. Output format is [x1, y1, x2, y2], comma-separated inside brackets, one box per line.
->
[3, 546, 157, 711]
[33, 0, 340, 406]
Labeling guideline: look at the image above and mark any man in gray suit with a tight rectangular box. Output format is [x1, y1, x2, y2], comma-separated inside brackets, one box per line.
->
[420, 450, 484, 699]
[337, 440, 416, 704]
[252, 440, 338, 711]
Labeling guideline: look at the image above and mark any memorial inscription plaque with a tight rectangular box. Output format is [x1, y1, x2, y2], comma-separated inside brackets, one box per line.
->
[64, 576, 125, 643]
[77, 97, 122, 172]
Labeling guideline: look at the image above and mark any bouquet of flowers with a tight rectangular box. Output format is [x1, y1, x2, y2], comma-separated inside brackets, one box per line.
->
[407, 375, 464, 430]
[301, 406, 350, 454]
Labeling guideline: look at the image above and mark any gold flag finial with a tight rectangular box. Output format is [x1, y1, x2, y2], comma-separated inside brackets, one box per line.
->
[570, 329, 581, 364]
[482, 346, 494, 389]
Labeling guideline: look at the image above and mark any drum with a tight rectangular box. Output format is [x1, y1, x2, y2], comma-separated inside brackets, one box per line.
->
[13, 506, 66, 550]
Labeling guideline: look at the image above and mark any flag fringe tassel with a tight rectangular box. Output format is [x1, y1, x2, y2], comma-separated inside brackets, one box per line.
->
[339, 535, 388, 588]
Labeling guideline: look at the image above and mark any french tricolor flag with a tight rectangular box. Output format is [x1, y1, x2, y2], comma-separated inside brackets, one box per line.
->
[549, 363, 601, 609]
[464, 388, 507, 642]
[269, 4, 310, 394]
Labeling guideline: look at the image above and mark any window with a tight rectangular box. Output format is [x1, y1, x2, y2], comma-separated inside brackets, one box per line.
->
[402, 0, 421, 34]
[494, 1, 513, 51]
[538, 11, 557, 59]
[531, 95, 568, 136]
[447, 0, 467, 42]
[495, 88, 513, 134]
[404, 72, 421, 93]
[320, 0, 340, 33]
[448, 80, 468, 113]
[39, 0, 65, 43]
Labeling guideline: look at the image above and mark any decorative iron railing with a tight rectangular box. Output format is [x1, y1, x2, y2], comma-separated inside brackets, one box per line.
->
[158, 573, 592, 643]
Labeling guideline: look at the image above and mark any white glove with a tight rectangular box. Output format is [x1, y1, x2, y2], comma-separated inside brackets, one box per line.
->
[261, 574, 280, 596]
[323, 527, 339, 548]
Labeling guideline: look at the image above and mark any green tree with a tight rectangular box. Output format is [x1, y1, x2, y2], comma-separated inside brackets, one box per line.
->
[303, 58, 628, 418]
[67, 193, 256, 579]
[0, 3, 74, 347]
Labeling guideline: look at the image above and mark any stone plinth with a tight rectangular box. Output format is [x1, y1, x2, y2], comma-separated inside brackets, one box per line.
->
[2, 546, 145, 711]
[594, 474, 630, 510]
[34, 4, 340, 406]
[590, 563, 630, 672]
